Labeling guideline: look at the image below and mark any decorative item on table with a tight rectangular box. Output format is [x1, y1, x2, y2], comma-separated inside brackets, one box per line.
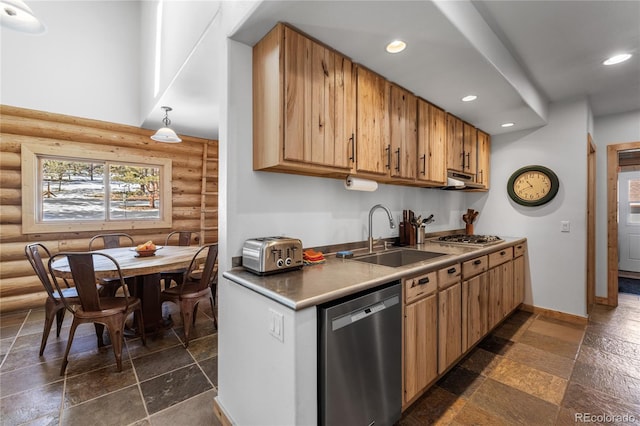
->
[303, 249, 326, 265]
[134, 240, 157, 257]
[462, 209, 479, 235]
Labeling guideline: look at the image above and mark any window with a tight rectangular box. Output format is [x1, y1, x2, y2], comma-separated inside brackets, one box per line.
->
[22, 142, 172, 234]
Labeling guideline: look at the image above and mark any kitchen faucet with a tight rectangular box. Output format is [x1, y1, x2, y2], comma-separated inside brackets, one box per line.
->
[368, 204, 396, 253]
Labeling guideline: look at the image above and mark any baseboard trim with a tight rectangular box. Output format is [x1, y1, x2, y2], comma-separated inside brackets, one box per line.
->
[213, 397, 233, 426]
[520, 304, 588, 325]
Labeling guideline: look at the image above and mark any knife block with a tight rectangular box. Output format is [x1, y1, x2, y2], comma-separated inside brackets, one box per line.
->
[465, 224, 474, 235]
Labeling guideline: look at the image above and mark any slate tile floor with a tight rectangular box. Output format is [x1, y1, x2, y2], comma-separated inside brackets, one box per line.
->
[2, 294, 640, 425]
[0, 303, 221, 426]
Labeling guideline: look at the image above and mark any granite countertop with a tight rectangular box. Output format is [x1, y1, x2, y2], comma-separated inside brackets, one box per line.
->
[223, 236, 526, 310]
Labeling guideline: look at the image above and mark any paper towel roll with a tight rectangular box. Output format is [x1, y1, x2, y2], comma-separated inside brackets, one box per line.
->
[344, 176, 378, 192]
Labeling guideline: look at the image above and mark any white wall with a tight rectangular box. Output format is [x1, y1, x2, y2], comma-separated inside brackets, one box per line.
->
[0, 1, 141, 126]
[593, 109, 640, 297]
[469, 98, 590, 317]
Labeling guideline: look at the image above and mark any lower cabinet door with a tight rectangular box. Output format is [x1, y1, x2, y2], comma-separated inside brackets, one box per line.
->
[438, 282, 462, 374]
[463, 272, 488, 350]
[513, 255, 525, 309]
[404, 294, 437, 404]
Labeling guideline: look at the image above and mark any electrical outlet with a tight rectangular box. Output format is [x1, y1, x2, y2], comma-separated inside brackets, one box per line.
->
[269, 309, 284, 342]
[561, 221, 571, 233]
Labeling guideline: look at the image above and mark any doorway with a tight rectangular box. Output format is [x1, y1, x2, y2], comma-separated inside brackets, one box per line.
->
[606, 143, 640, 307]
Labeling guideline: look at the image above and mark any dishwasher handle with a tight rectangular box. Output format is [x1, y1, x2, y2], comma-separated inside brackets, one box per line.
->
[331, 294, 399, 331]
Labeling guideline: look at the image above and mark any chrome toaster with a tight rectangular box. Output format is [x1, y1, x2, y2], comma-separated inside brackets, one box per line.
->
[242, 236, 303, 275]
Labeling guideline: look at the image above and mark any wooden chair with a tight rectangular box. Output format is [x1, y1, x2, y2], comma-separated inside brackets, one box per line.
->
[160, 231, 201, 290]
[89, 233, 135, 296]
[88, 233, 134, 250]
[25, 243, 80, 356]
[161, 244, 218, 347]
[49, 251, 145, 375]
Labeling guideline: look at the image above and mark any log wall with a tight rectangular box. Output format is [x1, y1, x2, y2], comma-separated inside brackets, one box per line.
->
[0, 105, 218, 313]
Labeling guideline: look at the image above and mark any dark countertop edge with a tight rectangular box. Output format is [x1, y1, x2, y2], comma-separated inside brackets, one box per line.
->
[224, 237, 527, 310]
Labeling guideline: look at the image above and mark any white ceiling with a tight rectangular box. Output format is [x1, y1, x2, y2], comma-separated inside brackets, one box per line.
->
[159, 0, 639, 140]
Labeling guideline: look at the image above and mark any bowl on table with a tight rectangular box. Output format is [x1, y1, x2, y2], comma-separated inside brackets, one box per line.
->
[134, 248, 157, 257]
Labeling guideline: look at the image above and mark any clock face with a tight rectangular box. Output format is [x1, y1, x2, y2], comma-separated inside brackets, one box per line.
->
[507, 165, 559, 206]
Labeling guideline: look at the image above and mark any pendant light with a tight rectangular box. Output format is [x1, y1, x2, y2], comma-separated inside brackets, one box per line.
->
[0, 0, 45, 34]
[151, 106, 182, 143]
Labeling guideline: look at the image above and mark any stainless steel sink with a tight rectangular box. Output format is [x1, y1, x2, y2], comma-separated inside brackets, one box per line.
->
[351, 249, 447, 267]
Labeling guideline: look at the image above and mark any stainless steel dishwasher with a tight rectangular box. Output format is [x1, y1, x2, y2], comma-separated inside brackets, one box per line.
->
[319, 281, 401, 426]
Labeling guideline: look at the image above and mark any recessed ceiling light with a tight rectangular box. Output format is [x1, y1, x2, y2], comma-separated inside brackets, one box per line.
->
[386, 40, 406, 54]
[603, 53, 632, 66]
[501, 122, 515, 128]
[462, 95, 477, 102]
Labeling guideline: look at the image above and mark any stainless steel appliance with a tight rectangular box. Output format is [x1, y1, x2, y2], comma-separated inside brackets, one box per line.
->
[242, 237, 303, 275]
[434, 234, 503, 247]
[319, 282, 402, 426]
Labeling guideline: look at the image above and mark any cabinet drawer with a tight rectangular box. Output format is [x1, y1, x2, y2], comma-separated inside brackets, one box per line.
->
[405, 271, 437, 304]
[514, 242, 527, 258]
[438, 264, 461, 289]
[462, 256, 488, 279]
[489, 247, 513, 268]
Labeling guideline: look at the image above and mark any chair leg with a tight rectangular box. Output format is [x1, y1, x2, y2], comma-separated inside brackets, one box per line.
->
[105, 318, 125, 372]
[94, 323, 105, 347]
[40, 301, 57, 356]
[60, 320, 79, 376]
[136, 307, 146, 346]
[55, 308, 66, 337]
[209, 295, 218, 329]
[180, 301, 194, 348]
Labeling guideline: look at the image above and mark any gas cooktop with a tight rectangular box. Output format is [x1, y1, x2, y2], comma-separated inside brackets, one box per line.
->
[433, 234, 503, 247]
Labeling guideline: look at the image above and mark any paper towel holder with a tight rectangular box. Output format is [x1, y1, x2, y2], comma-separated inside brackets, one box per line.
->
[344, 175, 378, 192]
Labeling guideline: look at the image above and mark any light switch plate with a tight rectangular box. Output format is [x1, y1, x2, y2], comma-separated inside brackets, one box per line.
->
[269, 308, 284, 342]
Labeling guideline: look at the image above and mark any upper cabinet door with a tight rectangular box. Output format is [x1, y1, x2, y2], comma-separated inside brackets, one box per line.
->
[356, 66, 389, 176]
[463, 122, 477, 176]
[417, 100, 446, 185]
[284, 27, 355, 169]
[476, 130, 491, 189]
[446, 114, 464, 172]
[389, 84, 417, 180]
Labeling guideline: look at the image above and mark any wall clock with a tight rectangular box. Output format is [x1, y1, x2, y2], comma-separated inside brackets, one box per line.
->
[507, 165, 559, 206]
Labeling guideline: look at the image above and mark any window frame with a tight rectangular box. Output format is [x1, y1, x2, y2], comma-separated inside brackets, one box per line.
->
[22, 142, 173, 234]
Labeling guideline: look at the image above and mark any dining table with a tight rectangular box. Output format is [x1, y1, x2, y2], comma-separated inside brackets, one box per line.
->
[50, 245, 205, 333]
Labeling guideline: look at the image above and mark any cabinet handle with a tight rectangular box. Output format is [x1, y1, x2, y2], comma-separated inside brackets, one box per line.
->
[500, 251, 506, 256]
[420, 154, 426, 175]
[473, 259, 482, 265]
[349, 133, 355, 162]
[516, 245, 522, 250]
[447, 267, 456, 274]
[395, 148, 400, 172]
[418, 277, 430, 285]
[478, 170, 483, 183]
[385, 145, 391, 170]
[465, 152, 470, 170]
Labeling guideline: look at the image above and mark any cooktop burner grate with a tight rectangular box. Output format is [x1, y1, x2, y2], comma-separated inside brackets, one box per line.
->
[435, 234, 503, 246]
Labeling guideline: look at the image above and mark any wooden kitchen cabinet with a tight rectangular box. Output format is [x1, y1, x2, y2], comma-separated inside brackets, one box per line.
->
[462, 272, 488, 351]
[389, 84, 417, 181]
[446, 113, 464, 173]
[488, 248, 514, 329]
[356, 66, 390, 176]
[417, 100, 447, 185]
[463, 122, 477, 176]
[403, 271, 438, 405]
[512, 242, 526, 310]
[438, 281, 462, 374]
[253, 24, 356, 175]
[476, 130, 491, 189]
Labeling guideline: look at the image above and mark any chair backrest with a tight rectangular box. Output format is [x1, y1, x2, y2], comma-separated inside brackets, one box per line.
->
[89, 233, 134, 250]
[49, 252, 129, 313]
[184, 244, 218, 292]
[25, 243, 58, 300]
[165, 231, 200, 247]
